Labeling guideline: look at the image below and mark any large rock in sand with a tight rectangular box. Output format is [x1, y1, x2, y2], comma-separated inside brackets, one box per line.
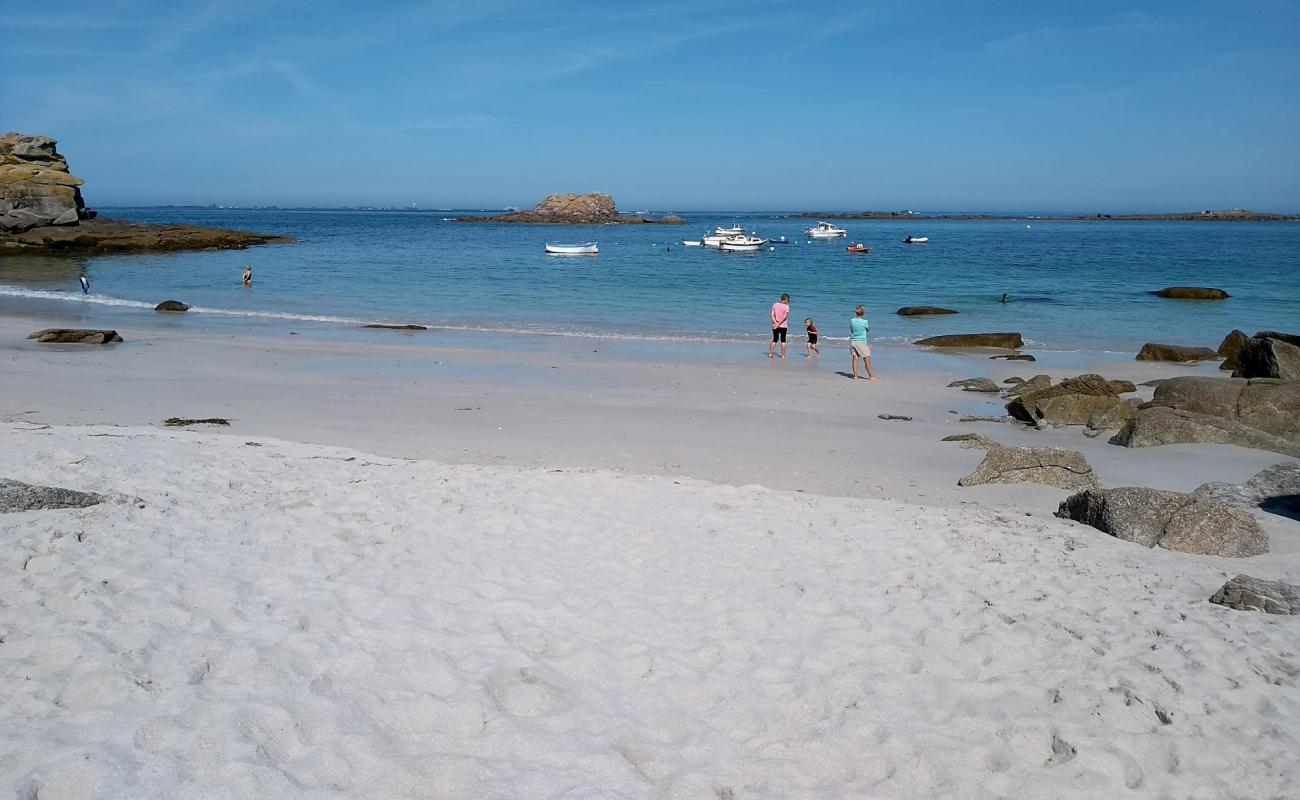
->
[1217, 329, 1249, 371]
[1209, 575, 1300, 614]
[0, 478, 103, 512]
[1056, 487, 1268, 557]
[959, 446, 1100, 491]
[1005, 373, 1135, 430]
[1135, 342, 1220, 362]
[1110, 376, 1300, 457]
[947, 377, 999, 392]
[155, 300, 190, 312]
[1232, 335, 1300, 381]
[1153, 287, 1229, 300]
[1194, 462, 1300, 520]
[915, 332, 1023, 349]
[27, 328, 123, 344]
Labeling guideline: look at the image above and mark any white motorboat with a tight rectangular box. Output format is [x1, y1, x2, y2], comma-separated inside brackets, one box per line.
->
[805, 221, 848, 238]
[716, 224, 747, 236]
[718, 235, 768, 252]
[902, 236, 929, 244]
[681, 240, 704, 247]
[544, 241, 598, 255]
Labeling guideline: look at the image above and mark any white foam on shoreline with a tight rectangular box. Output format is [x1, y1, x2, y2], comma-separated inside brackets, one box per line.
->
[1, 424, 1297, 799]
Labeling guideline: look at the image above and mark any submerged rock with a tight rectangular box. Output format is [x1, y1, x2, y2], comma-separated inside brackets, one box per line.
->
[1056, 487, 1268, 557]
[915, 332, 1024, 349]
[155, 300, 190, 312]
[1153, 287, 1230, 300]
[1209, 575, 1300, 614]
[363, 324, 428, 331]
[990, 353, 1037, 361]
[959, 446, 1100, 491]
[27, 328, 122, 344]
[0, 478, 103, 513]
[896, 306, 958, 316]
[1135, 342, 1220, 362]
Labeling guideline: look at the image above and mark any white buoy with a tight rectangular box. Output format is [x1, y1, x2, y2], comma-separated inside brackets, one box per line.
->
[769, 246, 775, 251]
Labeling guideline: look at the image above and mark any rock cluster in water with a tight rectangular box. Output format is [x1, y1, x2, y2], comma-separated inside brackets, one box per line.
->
[459, 193, 685, 224]
[0, 132, 91, 232]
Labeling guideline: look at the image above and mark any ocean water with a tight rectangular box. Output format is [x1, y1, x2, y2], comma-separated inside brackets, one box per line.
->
[2, 208, 1297, 352]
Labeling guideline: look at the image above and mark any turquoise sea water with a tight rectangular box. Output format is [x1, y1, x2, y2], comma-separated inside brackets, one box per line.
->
[1, 209, 1297, 351]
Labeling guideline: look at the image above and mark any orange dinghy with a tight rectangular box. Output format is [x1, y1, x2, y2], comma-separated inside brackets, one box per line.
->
[846, 243, 872, 253]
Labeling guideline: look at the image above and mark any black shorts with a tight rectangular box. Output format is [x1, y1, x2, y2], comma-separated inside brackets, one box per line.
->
[807, 333, 818, 344]
[772, 327, 787, 343]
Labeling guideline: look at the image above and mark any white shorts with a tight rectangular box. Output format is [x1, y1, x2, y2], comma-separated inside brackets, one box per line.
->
[851, 341, 871, 358]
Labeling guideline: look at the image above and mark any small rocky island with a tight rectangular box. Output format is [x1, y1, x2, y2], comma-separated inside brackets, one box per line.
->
[1, 132, 294, 253]
[459, 193, 685, 225]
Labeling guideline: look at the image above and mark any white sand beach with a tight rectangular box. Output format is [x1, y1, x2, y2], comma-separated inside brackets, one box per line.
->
[2, 310, 1299, 799]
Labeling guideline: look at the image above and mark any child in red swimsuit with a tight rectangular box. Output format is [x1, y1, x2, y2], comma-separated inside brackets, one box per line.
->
[805, 318, 820, 357]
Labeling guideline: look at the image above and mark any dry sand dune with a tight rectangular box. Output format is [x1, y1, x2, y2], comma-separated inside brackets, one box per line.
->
[3, 424, 1297, 799]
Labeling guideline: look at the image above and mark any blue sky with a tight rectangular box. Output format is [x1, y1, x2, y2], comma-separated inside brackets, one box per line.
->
[3, 0, 1298, 211]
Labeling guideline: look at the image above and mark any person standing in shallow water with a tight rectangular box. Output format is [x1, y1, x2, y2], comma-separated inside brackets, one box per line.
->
[769, 294, 790, 359]
[242, 265, 253, 286]
[849, 304, 878, 381]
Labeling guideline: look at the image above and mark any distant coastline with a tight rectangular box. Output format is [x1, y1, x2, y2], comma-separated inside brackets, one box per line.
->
[797, 209, 1300, 222]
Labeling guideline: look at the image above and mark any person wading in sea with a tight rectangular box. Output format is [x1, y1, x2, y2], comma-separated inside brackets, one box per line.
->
[769, 293, 790, 359]
[242, 265, 253, 286]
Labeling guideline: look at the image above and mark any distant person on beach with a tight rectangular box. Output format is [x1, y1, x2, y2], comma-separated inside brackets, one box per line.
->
[78, 276, 89, 294]
[769, 294, 790, 359]
[804, 317, 820, 357]
[850, 305, 877, 381]
[242, 265, 253, 286]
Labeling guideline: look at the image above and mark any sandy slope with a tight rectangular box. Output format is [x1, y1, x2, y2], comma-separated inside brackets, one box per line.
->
[2, 424, 1297, 799]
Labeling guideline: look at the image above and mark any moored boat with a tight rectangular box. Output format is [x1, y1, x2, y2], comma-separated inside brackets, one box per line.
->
[681, 239, 704, 247]
[805, 221, 848, 239]
[902, 236, 928, 244]
[718, 235, 768, 252]
[846, 243, 872, 253]
[544, 242, 598, 255]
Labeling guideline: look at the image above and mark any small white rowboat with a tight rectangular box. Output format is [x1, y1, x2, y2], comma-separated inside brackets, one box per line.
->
[902, 237, 928, 244]
[545, 242, 598, 255]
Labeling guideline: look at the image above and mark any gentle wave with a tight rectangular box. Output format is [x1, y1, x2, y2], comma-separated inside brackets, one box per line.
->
[0, 285, 1122, 351]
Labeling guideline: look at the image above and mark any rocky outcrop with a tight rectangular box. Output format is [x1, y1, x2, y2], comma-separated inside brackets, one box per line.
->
[1110, 376, 1300, 457]
[1194, 462, 1300, 521]
[0, 133, 89, 232]
[1135, 342, 1220, 362]
[27, 328, 122, 344]
[1153, 287, 1229, 300]
[896, 306, 958, 316]
[1, 132, 294, 252]
[0, 478, 102, 513]
[914, 332, 1023, 349]
[459, 193, 684, 224]
[1209, 575, 1300, 614]
[3, 216, 294, 253]
[155, 300, 190, 312]
[1006, 374, 1135, 430]
[959, 446, 1100, 491]
[1056, 487, 1268, 557]
[1217, 329, 1249, 371]
[1005, 374, 1051, 397]
[948, 377, 999, 392]
[1232, 335, 1300, 381]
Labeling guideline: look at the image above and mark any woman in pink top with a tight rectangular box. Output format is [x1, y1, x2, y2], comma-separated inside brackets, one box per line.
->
[769, 293, 790, 359]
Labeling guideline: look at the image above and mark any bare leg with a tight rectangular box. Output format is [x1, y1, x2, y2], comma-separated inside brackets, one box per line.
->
[865, 354, 878, 381]
[851, 351, 860, 380]
[769, 337, 775, 359]
[780, 338, 787, 359]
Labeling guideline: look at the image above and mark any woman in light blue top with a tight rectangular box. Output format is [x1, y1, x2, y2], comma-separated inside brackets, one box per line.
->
[849, 305, 877, 381]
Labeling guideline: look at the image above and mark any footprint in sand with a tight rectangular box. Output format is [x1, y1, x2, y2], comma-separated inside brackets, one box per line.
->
[484, 666, 571, 718]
